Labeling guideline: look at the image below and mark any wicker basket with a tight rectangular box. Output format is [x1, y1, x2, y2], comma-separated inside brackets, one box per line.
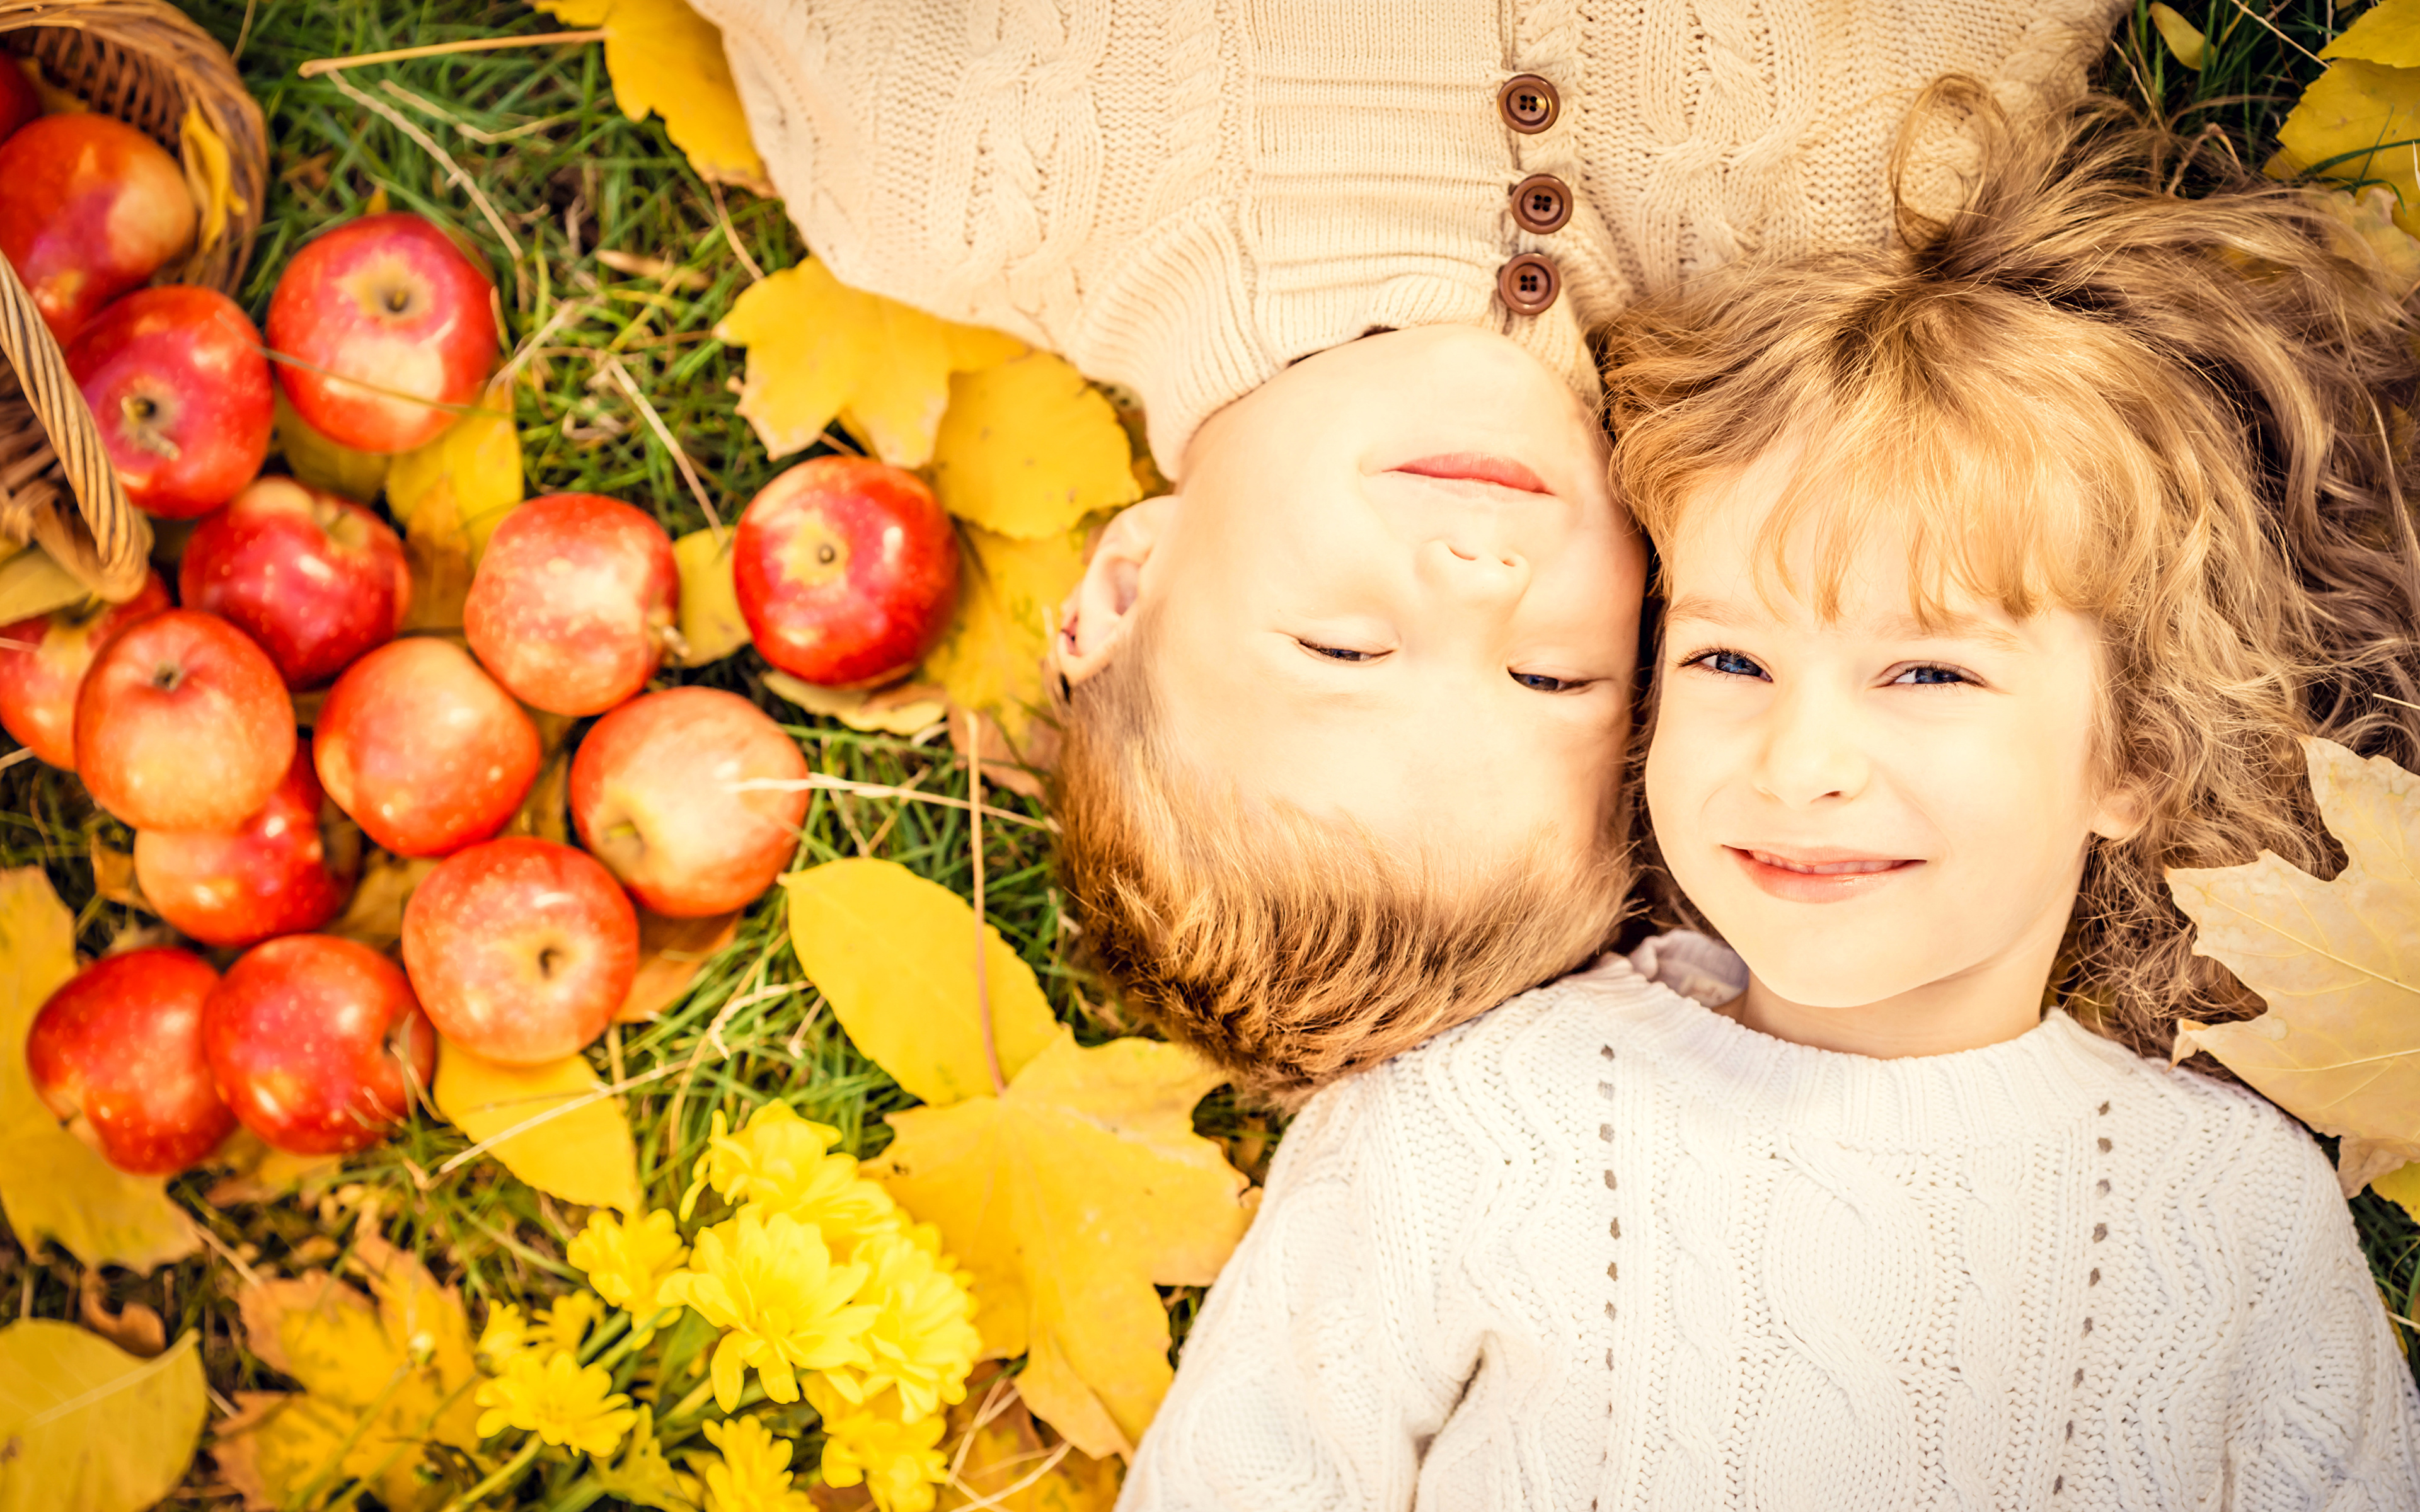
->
[0, 0, 267, 602]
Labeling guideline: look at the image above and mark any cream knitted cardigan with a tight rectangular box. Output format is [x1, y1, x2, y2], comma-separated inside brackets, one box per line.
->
[694, 0, 2129, 472]
[1121, 934, 2420, 1511]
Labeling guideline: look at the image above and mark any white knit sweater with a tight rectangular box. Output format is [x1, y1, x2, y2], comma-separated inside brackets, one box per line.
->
[1121, 934, 2420, 1511]
[696, 0, 2130, 471]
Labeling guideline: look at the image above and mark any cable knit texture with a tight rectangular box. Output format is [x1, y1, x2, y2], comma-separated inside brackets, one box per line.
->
[691, 0, 2129, 472]
[1120, 933, 2420, 1511]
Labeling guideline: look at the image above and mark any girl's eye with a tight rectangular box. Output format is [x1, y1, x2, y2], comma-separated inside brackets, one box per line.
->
[1511, 671, 1582, 692]
[1301, 641, 1376, 662]
[1890, 663, 1973, 687]
[1684, 648, 1769, 680]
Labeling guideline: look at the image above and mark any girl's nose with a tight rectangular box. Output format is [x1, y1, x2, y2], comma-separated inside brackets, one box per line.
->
[1751, 683, 1873, 807]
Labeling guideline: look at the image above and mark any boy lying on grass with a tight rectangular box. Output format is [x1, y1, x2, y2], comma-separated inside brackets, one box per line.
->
[695, 0, 2131, 1094]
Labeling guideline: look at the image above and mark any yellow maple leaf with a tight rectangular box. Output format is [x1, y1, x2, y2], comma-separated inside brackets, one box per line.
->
[535, 0, 764, 185]
[672, 527, 751, 666]
[871, 1031, 1249, 1459]
[2266, 43, 2420, 236]
[717, 259, 1027, 467]
[386, 386, 524, 632]
[782, 858, 1059, 1108]
[217, 1228, 485, 1512]
[921, 521, 1092, 747]
[0, 867, 198, 1272]
[928, 354, 1142, 541]
[274, 391, 390, 503]
[2322, 0, 2420, 65]
[0, 1322, 206, 1512]
[2169, 736, 2420, 1194]
[434, 1038, 643, 1213]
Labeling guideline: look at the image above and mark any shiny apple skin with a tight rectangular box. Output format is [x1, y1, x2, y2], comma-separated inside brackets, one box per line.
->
[463, 493, 679, 716]
[0, 115, 197, 343]
[180, 477, 412, 689]
[67, 285, 274, 519]
[401, 837, 638, 1064]
[570, 687, 809, 916]
[265, 212, 497, 453]
[0, 571, 171, 769]
[26, 947, 233, 1175]
[733, 457, 961, 688]
[314, 637, 539, 857]
[74, 609, 296, 832]
[202, 934, 435, 1155]
[135, 738, 360, 948]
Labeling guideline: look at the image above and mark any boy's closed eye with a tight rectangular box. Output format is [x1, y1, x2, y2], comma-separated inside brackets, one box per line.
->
[1299, 638, 1595, 692]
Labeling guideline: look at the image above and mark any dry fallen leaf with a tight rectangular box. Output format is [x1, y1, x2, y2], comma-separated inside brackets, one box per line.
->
[272, 391, 389, 504]
[717, 258, 1025, 467]
[78, 1269, 165, 1358]
[921, 521, 1092, 747]
[0, 1322, 205, 1512]
[940, 1368, 1123, 1511]
[872, 1031, 1248, 1460]
[0, 868, 198, 1273]
[203, 1129, 345, 1207]
[178, 105, 243, 256]
[782, 858, 1059, 1108]
[386, 386, 524, 632]
[928, 354, 1141, 541]
[322, 850, 439, 953]
[433, 1038, 643, 1213]
[672, 527, 751, 666]
[762, 670, 948, 737]
[2267, 5, 2420, 236]
[535, 0, 765, 187]
[619, 908, 742, 1023]
[2169, 737, 2420, 1194]
[0, 544, 91, 626]
[216, 1227, 484, 1512]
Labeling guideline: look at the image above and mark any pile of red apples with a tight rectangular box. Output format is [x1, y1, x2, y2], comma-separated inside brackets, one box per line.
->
[4, 90, 967, 1178]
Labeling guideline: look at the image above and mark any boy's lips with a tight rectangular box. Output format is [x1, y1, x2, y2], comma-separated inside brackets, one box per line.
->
[1388, 453, 1551, 494]
[1726, 844, 1923, 903]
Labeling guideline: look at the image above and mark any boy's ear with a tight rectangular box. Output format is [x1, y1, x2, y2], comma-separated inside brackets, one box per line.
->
[1057, 495, 1176, 685]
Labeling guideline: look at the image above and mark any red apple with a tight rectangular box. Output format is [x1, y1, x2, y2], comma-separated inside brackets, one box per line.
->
[463, 493, 679, 716]
[571, 687, 809, 915]
[265, 212, 497, 453]
[180, 477, 411, 689]
[314, 637, 538, 856]
[74, 609, 295, 832]
[26, 947, 233, 1174]
[0, 571, 171, 769]
[734, 457, 960, 687]
[202, 934, 435, 1155]
[134, 739, 360, 948]
[401, 837, 638, 1064]
[67, 285, 274, 519]
[0, 61, 41, 147]
[0, 115, 197, 343]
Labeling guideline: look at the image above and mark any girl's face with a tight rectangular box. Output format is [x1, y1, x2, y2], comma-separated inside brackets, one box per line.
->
[1644, 441, 2141, 1056]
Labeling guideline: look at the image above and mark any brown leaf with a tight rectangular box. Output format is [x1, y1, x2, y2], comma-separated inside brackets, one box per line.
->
[618, 908, 741, 1023]
[321, 850, 438, 953]
[78, 1269, 165, 1358]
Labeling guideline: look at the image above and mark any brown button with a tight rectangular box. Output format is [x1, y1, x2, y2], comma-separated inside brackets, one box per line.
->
[1497, 252, 1560, 315]
[1510, 173, 1572, 234]
[1497, 73, 1560, 134]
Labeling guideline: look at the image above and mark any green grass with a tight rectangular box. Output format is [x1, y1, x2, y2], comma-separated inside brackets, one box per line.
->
[0, 3, 2415, 1507]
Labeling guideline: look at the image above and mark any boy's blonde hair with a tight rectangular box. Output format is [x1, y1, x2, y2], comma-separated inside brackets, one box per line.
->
[1602, 79, 2420, 1062]
[1052, 607, 1634, 1106]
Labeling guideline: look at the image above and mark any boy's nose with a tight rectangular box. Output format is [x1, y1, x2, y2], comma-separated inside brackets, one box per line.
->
[1419, 536, 1530, 605]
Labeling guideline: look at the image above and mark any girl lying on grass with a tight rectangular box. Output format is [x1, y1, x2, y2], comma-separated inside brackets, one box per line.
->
[694, 0, 2131, 1099]
[1119, 82, 2420, 1509]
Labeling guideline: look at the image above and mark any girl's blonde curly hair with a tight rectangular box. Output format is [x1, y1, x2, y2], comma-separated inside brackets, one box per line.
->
[1602, 77, 2420, 1062]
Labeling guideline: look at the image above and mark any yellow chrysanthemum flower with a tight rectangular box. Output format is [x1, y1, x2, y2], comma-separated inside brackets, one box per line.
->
[698, 1414, 813, 1512]
[683, 1105, 900, 1251]
[536, 1292, 607, 1356]
[844, 1230, 982, 1421]
[656, 1205, 879, 1412]
[473, 1348, 638, 1458]
[815, 1387, 950, 1512]
[567, 1208, 690, 1317]
[477, 1302, 533, 1368]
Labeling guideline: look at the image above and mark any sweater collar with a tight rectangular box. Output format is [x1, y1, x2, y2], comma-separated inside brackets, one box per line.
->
[1576, 933, 2148, 1148]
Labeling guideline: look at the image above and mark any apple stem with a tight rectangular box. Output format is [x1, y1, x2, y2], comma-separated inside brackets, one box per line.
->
[969, 717, 1005, 1097]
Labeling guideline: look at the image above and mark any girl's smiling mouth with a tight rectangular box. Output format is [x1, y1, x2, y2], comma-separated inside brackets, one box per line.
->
[1727, 845, 1923, 902]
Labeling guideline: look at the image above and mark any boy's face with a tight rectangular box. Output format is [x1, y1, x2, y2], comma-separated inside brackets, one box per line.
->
[1066, 325, 1644, 874]
[1644, 442, 2140, 1054]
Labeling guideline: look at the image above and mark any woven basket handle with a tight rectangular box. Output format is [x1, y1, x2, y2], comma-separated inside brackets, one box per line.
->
[0, 248, 151, 600]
